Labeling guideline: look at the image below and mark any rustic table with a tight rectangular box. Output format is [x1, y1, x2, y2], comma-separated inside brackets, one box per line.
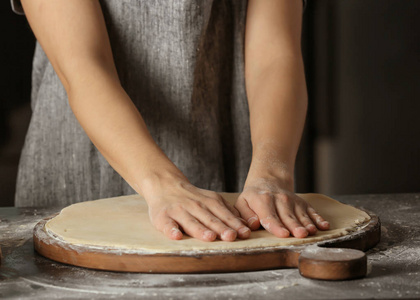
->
[1, 194, 419, 299]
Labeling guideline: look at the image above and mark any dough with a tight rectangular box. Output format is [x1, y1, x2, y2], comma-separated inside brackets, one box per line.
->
[45, 193, 370, 253]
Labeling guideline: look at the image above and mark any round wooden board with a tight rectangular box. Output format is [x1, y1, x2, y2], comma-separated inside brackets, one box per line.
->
[33, 209, 380, 278]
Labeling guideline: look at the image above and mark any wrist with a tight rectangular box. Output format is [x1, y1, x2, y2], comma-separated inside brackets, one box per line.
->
[246, 143, 295, 192]
[245, 168, 294, 192]
[136, 168, 189, 202]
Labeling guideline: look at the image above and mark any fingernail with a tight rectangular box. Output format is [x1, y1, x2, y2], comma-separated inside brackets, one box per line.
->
[247, 216, 258, 226]
[321, 221, 330, 228]
[306, 224, 316, 231]
[221, 229, 236, 240]
[171, 228, 182, 239]
[203, 230, 216, 240]
[281, 228, 290, 236]
[295, 226, 308, 238]
[171, 227, 180, 234]
[238, 227, 251, 236]
[297, 226, 307, 232]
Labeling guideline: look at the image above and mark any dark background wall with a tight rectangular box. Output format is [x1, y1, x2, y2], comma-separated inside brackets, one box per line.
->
[299, 0, 420, 194]
[0, 0, 35, 207]
[1, 0, 419, 207]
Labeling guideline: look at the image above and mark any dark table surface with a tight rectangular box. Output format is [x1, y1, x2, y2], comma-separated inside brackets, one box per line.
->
[1, 193, 419, 299]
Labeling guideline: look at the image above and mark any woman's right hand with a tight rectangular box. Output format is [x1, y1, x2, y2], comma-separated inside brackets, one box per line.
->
[142, 173, 251, 242]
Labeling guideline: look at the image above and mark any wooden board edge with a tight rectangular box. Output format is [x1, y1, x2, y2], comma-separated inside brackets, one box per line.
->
[33, 209, 380, 273]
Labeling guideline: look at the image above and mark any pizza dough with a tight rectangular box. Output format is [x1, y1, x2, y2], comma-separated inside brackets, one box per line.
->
[45, 193, 370, 253]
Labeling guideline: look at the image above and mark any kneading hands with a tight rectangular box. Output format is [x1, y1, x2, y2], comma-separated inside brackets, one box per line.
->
[22, 0, 329, 242]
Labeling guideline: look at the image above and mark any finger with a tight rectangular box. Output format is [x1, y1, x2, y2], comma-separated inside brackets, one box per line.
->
[161, 218, 184, 240]
[173, 211, 217, 242]
[294, 207, 317, 235]
[249, 194, 290, 238]
[307, 206, 330, 230]
[191, 204, 245, 241]
[220, 196, 242, 218]
[274, 195, 308, 238]
[205, 193, 243, 219]
[206, 199, 251, 240]
[277, 207, 308, 238]
[234, 197, 260, 230]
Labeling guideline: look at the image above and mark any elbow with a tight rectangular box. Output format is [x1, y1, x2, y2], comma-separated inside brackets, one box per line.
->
[53, 59, 120, 101]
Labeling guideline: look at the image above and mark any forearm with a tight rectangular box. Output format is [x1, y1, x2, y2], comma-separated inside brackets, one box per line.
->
[243, 0, 306, 191]
[246, 56, 307, 189]
[235, 0, 329, 238]
[21, 0, 185, 199]
[68, 76, 185, 197]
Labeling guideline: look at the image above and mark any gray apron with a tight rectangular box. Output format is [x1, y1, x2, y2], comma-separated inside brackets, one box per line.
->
[13, 0, 253, 207]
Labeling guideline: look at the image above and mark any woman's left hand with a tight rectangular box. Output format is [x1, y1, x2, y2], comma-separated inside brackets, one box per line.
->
[235, 176, 330, 238]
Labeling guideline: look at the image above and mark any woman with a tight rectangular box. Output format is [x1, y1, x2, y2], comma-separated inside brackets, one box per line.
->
[13, 0, 329, 242]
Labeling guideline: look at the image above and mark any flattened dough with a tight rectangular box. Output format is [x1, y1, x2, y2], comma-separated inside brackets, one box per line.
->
[45, 193, 370, 253]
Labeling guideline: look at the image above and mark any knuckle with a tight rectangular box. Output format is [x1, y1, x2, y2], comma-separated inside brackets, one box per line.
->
[169, 203, 184, 212]
[298, 201, 309, 210]
[261, 214, 278, 223]
[307, 206, 317, 214]
[189, 218, 200, 224]
[215, 196, 226, 206]
[206, 191, 221, 200]
[258, 193, 273, 204]
[191, 200, 206, 210]
[187, 219, 201, 230]
[260, 215, 279, 230]
[299, 217, 311, 225]
[286, 213, 298, 222]
[212, 193, 224, 201]
[295, 210, 308, 219]
[222, 216, 238, 227]
[206, 196, 225, 207]
[208, 217, 221, 225]
[277, 193, 292, 204]
[224, 214, 236, 223]
[201, 196, 213, 203]
[301, 215, 311, 222]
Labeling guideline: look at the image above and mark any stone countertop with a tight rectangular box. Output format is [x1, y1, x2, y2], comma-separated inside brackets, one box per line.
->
[0, 194, 419, 299]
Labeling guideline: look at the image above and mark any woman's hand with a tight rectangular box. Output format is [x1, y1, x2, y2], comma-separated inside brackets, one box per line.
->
[143, 173, 251, 242]
[241, 1, 328, 238]
[235, 175, 330, 238]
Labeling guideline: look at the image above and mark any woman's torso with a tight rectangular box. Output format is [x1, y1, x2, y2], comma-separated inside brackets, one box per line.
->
[15, 0, 252, 207]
